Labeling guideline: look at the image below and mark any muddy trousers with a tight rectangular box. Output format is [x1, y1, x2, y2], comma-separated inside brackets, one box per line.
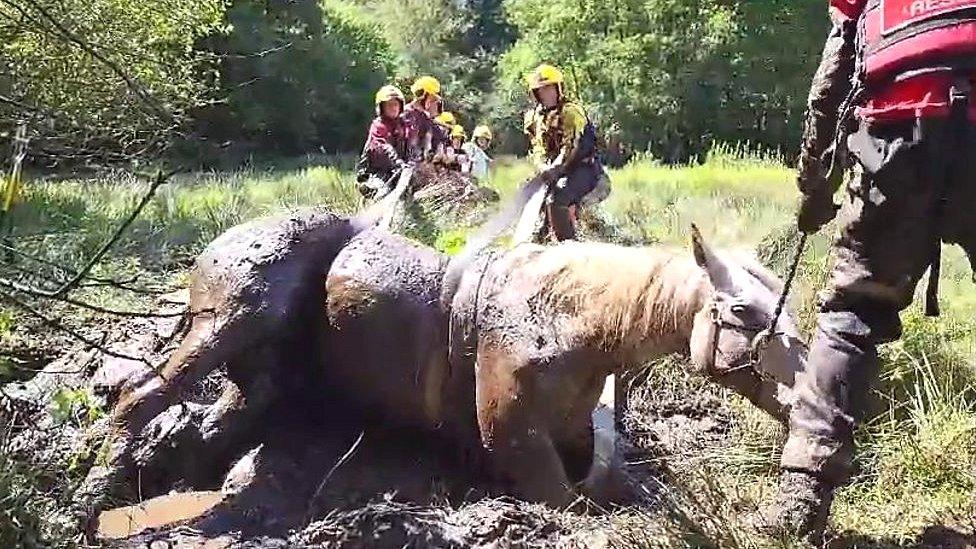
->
[781, 115, 976, 485]
[545, 161, 610, 241]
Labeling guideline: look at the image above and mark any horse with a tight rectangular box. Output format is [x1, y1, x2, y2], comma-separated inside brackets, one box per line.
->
[442, 225, 808, 505]
[322, 228, 479, 452]
[76, 202, 400, 517]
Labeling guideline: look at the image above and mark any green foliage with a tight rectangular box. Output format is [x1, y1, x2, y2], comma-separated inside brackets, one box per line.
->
[50, 388, 104, 427]
[3, 0, 828, 163]
[194, 0, 394, 158]
[10, 163, 361, 274]
[0, 0, 224, 159]
[434, 228, 469, 255]
[494, 0, 826, 159]
[358, 0, 513, 134]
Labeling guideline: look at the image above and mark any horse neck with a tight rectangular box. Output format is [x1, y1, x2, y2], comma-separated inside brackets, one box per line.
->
[612, 255, 713, 368]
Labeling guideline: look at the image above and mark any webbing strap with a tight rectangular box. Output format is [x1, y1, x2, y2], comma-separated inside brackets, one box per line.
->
[924, 77, 970, 317]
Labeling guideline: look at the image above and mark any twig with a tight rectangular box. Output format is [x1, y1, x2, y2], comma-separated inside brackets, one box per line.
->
[0, 168, 173, 301]
[12, 0, 175, 124]
[0, 291, 157, 369]
[0, 243, 171, 295]
[48, 169, 172, 297]
[0, 271, 182, 317]
[305, 430, 366, 524]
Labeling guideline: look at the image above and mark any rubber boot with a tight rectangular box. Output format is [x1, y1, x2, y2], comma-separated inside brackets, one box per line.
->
[764, 310, 881, 540]
[546, 202, 576, 241]
[757, 470, 834, 544]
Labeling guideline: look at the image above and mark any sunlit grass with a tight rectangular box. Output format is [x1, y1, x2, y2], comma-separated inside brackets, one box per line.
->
[3, 146, 975, 546]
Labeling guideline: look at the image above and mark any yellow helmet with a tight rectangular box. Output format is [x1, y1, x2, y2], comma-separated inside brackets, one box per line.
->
[374, 84, 405, 106]
[450, 125, 467, 139]
[434, 111, 456, 127]
[472, 125, 492, 141]
[410, 76, 442, 98]
[527, 64, 564, 91]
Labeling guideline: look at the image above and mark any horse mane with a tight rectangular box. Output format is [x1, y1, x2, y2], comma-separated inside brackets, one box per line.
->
[440, 175, 547, 311]
[524, 241, 714, 347]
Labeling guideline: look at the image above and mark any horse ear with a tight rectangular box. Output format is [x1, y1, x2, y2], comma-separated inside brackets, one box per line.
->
[691, 224, 709, 268]
[690, 224, 736, 293]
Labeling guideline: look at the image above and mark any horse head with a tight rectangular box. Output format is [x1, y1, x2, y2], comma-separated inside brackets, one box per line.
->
[687, 225, 807, 421]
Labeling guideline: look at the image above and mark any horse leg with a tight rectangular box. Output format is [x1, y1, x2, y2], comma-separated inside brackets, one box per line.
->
[488, 421, 573, 506]
[553, 417, 595, 485]
[77, 312, 250, 516]
[194, 360, 278, 484]
[476, 347, 574, 506]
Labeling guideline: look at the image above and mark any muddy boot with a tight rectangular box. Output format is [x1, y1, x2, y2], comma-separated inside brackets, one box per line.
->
[546, 202, 576, 241]
[756, 470, 834, 544]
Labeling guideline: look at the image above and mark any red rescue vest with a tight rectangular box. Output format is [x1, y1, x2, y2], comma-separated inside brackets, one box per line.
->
[861, 0, 976, 82]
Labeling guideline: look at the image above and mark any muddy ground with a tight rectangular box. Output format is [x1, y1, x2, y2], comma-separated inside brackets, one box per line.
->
[6, 288, 976, 548]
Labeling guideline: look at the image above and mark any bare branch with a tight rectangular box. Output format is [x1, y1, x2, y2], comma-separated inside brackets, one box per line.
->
[0, 291, 158, 369]
[11, 0, 176, 124]
[0, 243, 172, 296]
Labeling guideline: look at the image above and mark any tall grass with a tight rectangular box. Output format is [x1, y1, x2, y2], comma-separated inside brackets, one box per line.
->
[2, 146, 974, 545]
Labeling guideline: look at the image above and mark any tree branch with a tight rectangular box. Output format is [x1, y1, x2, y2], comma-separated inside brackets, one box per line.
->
[1, 291, 159, 369]
[11, 0, 177, 124]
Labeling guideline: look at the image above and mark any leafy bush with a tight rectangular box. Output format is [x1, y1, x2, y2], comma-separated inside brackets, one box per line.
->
[493, 0, 826, 159]
[0, 0, 224, 160]
[192, 0, 394, 159]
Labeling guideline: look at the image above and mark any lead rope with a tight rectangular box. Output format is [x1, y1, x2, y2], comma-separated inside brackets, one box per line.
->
[751, 231, 808, 360]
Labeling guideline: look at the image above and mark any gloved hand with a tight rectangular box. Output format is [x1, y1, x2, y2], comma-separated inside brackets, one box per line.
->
[539, 164, 563, 184]
[797, 192, 839, 234]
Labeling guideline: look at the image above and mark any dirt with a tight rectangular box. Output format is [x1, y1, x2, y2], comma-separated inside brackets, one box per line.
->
[9, 193, 972, 548]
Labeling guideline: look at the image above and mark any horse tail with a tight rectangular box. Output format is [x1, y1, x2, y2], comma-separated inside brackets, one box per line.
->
[440, 174, 546, 311]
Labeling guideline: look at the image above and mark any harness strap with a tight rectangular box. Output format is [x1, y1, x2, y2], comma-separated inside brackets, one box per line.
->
[924, 75, 971, 316]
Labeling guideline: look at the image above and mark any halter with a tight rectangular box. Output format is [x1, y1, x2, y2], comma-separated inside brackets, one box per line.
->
[706, 299, 774, 378]
[707, 231, 809, 380]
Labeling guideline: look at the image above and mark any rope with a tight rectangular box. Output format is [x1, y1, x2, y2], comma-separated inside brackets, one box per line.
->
[749, 230, 808, 364]
[471, 249, 498, 333]
[770, 231, 808, 333]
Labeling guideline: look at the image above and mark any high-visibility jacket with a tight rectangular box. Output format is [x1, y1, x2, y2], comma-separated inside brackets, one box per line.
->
[523, 101, 591, 169]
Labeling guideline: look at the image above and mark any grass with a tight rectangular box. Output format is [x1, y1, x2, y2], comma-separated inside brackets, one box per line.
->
[1, 146, 974, 547]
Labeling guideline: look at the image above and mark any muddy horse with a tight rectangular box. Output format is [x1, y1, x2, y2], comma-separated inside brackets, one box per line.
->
[441, 226, 809, 505]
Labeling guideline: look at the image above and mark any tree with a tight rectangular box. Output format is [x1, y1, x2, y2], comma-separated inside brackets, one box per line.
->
[192, 0, 394, 158]
[359, 0, 514, 134]
[0, 0, 224, 163]
[493, 0, 827, 160]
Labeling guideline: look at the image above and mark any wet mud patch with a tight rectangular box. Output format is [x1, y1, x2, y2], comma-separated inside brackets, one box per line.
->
[620, 359, 735, 466]
[103, 415, 491, 547]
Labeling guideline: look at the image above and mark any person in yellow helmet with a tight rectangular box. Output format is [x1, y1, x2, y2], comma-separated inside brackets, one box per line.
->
[433, 111, 457, 156]
[448, 125, 473, 173]
[404, 76, 443, 161]
[523, 63, 610, 241]
[463, 125, 493, 180]
[434, 111, 456, 128]
[432, 122, 470, 173]
[356, 84, 409, 198]
[449, 124, 466, 149]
